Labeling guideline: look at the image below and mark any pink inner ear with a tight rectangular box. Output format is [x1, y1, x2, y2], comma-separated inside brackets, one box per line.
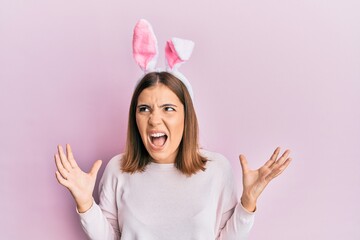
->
[133, 20, 158, 70]
[165, 40, 184, 69]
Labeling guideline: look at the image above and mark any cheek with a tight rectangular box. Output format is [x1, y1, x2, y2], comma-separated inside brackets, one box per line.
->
[173, 115, 185, 138]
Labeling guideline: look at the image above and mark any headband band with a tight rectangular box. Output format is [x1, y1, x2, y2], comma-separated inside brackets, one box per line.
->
[132, 19, 195, 99]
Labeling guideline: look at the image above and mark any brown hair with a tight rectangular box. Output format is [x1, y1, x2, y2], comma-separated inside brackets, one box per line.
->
[121, 72, 207, 176]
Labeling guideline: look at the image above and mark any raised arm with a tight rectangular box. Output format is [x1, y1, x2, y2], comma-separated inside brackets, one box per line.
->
[217, 147, 292, 239]
[240, 147, 292, 212]
[54, 144, 102, 213]
[54, 144, 120, 239]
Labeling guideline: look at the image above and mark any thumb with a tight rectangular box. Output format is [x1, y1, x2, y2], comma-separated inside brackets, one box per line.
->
[90, 160, 102, 176]
[239, 154, 249, 174]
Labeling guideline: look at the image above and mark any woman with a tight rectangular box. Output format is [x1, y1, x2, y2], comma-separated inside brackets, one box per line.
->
[54, 20, 292, 239]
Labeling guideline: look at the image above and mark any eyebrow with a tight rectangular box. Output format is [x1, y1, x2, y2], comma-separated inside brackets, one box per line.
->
[137, 104, 149, 108]
[137, 103, 178, 108]
[160, 104, 177, 108]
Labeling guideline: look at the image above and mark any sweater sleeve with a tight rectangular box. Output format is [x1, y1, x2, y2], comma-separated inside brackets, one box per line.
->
[217, 202, 255, 239]
[216, 156, 255, 240]
[77, 155, 121, 240]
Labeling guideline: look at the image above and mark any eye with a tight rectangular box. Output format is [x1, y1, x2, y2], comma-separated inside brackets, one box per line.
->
[164, 106, 175, 112]
[138, 106, 150, 112]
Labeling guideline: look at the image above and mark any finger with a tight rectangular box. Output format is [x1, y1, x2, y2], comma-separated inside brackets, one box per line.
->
[268, 158, 292, 180]
[55, 171, 70, 188]
[54, 154, 69, 180]
[270, 149, 290, 169]
[66, 144, 78, 168]
[90, 160, 103, 176]
[278, 149, 290, 165]
[265, 147, 280, 167]
[271, 147, 281, 161]
[239, 154, 249, 174]
[278, 158, 292, 173]
[58, 145, 72, 171]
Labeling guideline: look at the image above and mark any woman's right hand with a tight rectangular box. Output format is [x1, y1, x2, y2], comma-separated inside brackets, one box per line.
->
[54, 144, 102, 213]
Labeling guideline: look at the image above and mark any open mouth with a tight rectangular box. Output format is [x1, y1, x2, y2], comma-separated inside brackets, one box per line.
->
[149, 132, 168, 147]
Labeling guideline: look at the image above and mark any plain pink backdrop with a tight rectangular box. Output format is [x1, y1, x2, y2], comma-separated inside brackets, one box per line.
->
[1, 0, 359, 239]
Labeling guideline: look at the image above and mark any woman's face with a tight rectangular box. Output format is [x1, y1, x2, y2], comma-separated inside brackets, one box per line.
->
[136, 83, 184, 164]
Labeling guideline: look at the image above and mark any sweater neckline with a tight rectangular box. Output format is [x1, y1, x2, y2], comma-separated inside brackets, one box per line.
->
[147, 161, 176, 171]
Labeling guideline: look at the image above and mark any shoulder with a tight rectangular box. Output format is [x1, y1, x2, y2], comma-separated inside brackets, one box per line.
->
[106, 153, 124, 169]
[199, 149, 237, 191]
[200, 149, 233, 172]
[100, 153, 125, 180]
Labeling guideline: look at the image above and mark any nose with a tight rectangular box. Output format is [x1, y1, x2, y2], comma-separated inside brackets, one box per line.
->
[148, 110, 162, 126]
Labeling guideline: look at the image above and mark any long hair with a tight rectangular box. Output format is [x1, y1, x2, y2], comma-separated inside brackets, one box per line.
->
[121, 72, 207, 176]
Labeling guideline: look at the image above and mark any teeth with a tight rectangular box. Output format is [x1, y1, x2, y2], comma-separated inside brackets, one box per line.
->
[150, 133, 166, 138]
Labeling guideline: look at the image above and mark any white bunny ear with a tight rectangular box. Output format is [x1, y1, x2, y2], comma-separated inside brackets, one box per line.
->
[132, 19, 159, 72]
[165, 37, 195, 70]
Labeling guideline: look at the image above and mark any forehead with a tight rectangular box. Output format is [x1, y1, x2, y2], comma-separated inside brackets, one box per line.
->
[137, 84, 181, 104]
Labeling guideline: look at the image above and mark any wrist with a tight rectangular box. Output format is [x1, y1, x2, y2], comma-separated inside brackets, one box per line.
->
[241, 195, 257, 212]
[76, 198, 94, 213]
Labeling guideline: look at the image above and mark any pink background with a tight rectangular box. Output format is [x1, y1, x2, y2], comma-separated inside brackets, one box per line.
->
[1, 0, 359, 239]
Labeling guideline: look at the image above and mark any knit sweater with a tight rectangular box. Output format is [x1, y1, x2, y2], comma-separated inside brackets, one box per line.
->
[78, 150, 255, 239]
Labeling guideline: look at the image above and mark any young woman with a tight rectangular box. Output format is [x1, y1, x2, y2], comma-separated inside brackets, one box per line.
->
[54, 19, 292, 239]
[54, 72, 291, 239]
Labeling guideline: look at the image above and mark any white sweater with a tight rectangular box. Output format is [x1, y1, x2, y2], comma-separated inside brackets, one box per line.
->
[78, 150, 255, 240]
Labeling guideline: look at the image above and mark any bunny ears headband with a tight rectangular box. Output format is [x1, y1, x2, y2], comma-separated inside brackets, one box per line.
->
[132, 19, 195, 99]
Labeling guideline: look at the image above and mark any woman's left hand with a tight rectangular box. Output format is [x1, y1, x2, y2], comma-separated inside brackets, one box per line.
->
[239, 147, 292, 212]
